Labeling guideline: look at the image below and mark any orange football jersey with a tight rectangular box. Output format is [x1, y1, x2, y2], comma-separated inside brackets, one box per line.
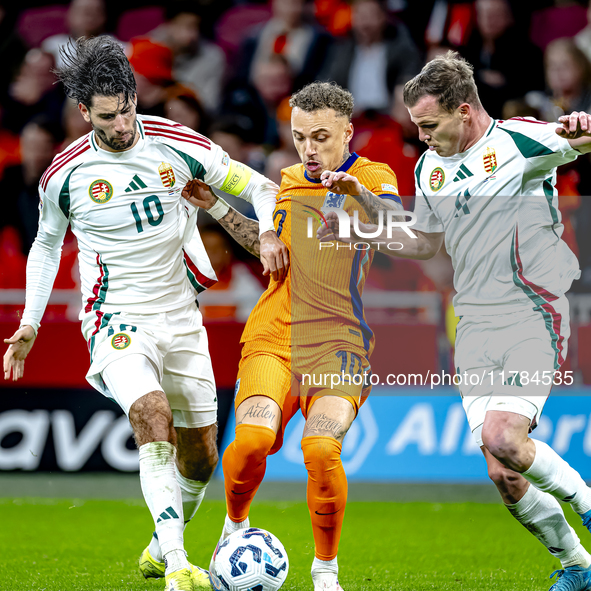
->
[241, 153, 400, 356]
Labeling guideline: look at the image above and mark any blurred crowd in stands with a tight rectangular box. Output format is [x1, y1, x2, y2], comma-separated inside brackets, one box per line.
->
[2, 0, 591, 331]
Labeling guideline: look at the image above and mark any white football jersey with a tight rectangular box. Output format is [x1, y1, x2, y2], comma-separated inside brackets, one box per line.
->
[413, 117, 581, 315]
[21, 115, 260, 337]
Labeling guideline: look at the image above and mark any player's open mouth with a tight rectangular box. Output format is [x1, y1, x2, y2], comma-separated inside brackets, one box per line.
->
[305, 161, 321, 172]
[428, 146, 436, 151]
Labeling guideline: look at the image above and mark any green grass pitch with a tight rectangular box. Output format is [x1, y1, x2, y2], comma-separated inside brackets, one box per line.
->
[3, 496, 586, 590]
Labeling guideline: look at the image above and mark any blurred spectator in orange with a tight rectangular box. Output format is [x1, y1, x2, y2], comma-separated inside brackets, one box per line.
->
[321, 0, 421, 116]
[5, 48, 64, 133]
[42, 0, 109, 69]
[235, 0, 331, 91]
[314, 0, 352, 37]
[527, 38, 591, 123]
[460, 0, 544, 119]
[128, 38, 200, 121]
[265, 97, 299, 186]
[0, 116, 63, 254]
[148, 1, 226, 113]
[164, 87, 210, 135]
[424, 0, 475, 49]
[60, 99, 92, 151]
[198, 224, 264, 321]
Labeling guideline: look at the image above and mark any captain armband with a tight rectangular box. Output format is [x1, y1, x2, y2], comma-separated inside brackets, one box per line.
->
[220, 160, 253, 197]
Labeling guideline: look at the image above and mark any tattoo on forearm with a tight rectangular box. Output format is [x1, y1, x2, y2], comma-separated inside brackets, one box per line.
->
[218, 208, 260, 257]
[303, 413, 347, 440]
[353, 186, 398, 224]
[237, 402, 277, 424]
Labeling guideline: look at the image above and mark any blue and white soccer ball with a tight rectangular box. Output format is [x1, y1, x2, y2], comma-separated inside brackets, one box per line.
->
[209, 527, 289, 591]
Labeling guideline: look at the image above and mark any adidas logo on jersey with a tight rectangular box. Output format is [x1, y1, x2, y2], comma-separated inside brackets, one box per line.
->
[453, 164, 474, 182]
[124, 174, 147, 192]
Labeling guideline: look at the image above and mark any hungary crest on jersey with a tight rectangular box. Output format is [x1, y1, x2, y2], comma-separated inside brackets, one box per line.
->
[483, 147, 498, 174]
[89, 179, 113, 204]
[158, 162, 176, 188]
[429, 167, 445, 192]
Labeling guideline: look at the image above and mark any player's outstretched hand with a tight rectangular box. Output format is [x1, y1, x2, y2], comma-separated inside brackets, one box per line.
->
[556, 111, 591, 139]
[3, 325, 36, 381]
[320, 170, 364, 196]
[181, 179, 217, 209]
[260, 230, 290, 282]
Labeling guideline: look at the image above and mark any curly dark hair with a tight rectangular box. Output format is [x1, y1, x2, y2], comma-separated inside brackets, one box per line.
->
[55, 36, 136, 109]
[403, 51, 482, 113]
[289, 82, 354, 121]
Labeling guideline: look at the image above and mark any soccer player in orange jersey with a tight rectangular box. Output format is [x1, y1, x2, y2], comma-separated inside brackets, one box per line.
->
[183, 82, 401, 591]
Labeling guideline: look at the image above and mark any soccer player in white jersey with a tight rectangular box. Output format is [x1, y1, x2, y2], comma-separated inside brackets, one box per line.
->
[319, 51, 591, 591]
[2, 37, 288, 591]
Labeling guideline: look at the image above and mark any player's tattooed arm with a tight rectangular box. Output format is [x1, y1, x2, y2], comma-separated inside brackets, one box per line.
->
[182, 179, 261, 257]
[218, 209, 261, 258]
[182, 180, 289, 281]
[319, 170, 399, 224]
[352, 184, 399, 224]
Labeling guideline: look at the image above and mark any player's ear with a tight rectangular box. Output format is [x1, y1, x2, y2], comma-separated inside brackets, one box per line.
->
[458, 103, 471, 121]
[344, 121, 353, 145]
[79, 102, 91, 123]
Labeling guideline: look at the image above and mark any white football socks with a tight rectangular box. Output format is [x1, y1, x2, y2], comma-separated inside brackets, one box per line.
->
[148, 464, 210, 562]
[139, 441, 189, 574]
[312, 556, 338, 575]
[523, 439, 591, 514]
[223, 513, 250, 540]
[506, 484, 590, 568]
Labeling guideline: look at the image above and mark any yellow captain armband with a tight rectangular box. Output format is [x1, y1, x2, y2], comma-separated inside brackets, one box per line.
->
[220, 160, 252, 196]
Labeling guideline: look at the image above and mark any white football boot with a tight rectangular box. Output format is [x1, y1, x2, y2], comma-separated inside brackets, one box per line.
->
[312, 571, 344, 591]
[209, 514, 250, 573]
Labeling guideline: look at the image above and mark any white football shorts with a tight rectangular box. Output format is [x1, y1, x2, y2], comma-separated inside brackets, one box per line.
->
[455, 296, 570, 446]
[83, 302, 216, 428]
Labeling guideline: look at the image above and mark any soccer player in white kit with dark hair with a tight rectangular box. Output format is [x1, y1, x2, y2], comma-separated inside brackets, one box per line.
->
[2, 37, 288, 591]
[319, 51, 591, 591]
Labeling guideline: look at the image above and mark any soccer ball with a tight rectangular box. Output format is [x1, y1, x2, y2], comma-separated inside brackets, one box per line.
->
[209, 527, 289, 591]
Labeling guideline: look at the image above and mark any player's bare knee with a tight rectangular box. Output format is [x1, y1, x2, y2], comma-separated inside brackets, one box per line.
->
[129, 390, 174, 446]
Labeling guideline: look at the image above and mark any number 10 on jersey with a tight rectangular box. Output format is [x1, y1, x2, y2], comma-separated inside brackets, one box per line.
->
[130, 195, 164, 233]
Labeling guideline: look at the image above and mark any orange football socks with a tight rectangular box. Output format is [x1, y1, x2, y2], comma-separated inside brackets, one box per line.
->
[223, 423, 277, 523]
[301, 436, 347, 561]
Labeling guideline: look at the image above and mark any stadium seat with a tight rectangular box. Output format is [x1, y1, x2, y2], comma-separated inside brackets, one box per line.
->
[17, 5, 68, 48]
[115, 6, 165, 43]
[215, 4, 272, 60]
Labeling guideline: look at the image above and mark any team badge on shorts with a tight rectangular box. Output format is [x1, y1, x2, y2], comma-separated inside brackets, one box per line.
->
[429, 167, 445, 192]
[158, 162, 176, 189]
[483, 147, 498, 174]
[111, 333, 131, 350]
[89, 179, 114, 204]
